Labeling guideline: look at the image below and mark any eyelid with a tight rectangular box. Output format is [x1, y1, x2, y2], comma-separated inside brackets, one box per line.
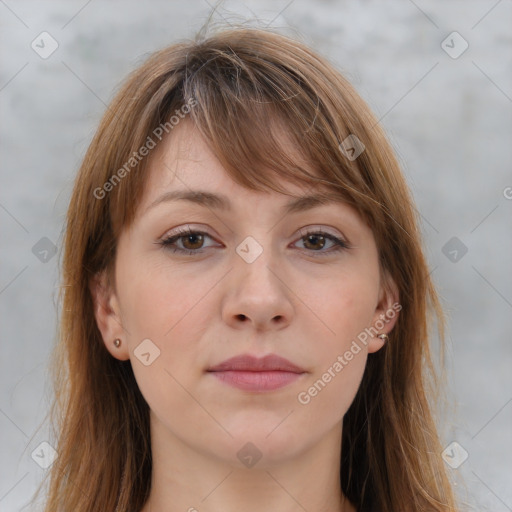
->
[161, 224, 220, 241]
[296, 225, 349, 242]
[160, 225, 223, 248]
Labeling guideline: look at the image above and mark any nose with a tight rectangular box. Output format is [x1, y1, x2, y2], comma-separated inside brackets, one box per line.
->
[221, 248, 294, 333]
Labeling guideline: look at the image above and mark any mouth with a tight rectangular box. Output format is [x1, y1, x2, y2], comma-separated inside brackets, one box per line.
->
[206, 354, 307, 392]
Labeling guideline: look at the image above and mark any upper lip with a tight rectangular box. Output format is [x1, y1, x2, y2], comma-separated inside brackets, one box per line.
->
[207, 354, 306, 373]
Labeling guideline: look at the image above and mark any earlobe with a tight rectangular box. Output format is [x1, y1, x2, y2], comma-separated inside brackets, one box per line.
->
[89, 271, 129, 361]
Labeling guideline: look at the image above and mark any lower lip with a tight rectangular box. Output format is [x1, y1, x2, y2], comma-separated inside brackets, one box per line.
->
[208, 370, 304, 391]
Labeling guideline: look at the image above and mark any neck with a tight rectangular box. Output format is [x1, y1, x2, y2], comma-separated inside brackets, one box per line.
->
[141, 414, 354, 512]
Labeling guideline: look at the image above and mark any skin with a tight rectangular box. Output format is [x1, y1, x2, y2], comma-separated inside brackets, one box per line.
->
[91, 121, 399, 512]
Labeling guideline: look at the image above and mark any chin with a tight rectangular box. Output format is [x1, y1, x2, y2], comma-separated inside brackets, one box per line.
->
[224, 425, 307, 466]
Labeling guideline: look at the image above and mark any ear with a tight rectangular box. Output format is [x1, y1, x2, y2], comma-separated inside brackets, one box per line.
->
[367, 271, 400, 354]
[89, 270, 130, 361]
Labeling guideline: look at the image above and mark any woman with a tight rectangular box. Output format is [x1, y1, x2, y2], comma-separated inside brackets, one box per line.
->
[36, 27, 458, 511]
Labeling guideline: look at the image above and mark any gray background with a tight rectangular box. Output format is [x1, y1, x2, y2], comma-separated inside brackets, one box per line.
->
[1, 1, 511, 510]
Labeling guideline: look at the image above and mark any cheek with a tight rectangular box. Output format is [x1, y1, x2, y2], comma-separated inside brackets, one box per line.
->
[116, 261, 220, 386]
[294, 270, 378, 413]
[116, 260, 217, 340]
[117, 267, 218, 423]
[296, 266, 379, 346]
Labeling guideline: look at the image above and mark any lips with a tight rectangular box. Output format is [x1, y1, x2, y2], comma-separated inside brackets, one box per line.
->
[207, 354, 305, 373]
[207, 354, 306, 392]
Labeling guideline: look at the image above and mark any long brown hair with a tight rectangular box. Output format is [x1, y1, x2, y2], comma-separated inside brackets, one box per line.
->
[34, 26, 458, 512]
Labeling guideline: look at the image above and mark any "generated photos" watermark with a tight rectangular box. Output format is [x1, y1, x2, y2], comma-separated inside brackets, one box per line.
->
[93, 97, 197, 200]
[297, 302, 401, 405]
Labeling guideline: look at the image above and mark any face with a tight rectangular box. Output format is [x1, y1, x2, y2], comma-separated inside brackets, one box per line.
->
[92, 121, 398, 468]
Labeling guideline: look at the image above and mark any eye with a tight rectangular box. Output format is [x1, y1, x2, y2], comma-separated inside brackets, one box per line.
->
[158, 226, 351, 257]
[293, 229, 350, 256]
[159, 226, 220, 255]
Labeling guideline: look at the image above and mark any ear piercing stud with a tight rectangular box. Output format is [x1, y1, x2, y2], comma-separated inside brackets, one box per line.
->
[114, 338, 121, 348]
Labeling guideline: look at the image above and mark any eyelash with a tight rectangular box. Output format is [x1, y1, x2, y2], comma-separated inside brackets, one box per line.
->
[158, 226, 351, 257]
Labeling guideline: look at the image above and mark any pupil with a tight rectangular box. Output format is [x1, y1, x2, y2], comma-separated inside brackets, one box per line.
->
[306, 234, 324, 250]
[185, 234, 203, 249]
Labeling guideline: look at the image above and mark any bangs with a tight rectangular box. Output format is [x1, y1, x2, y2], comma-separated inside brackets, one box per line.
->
[185, 56, 334, 192]
[146, 41, 378, 220]
[182, 44, 369, 209]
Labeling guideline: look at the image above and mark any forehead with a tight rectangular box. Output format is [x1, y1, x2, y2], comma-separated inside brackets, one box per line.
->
[142, 120, 338, 207]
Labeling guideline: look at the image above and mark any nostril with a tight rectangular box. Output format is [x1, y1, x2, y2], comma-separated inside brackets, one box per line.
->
[236, 314, 247, 321]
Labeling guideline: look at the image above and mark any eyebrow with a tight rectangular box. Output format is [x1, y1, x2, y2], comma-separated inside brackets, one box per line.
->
[145, 189, 348, 216]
